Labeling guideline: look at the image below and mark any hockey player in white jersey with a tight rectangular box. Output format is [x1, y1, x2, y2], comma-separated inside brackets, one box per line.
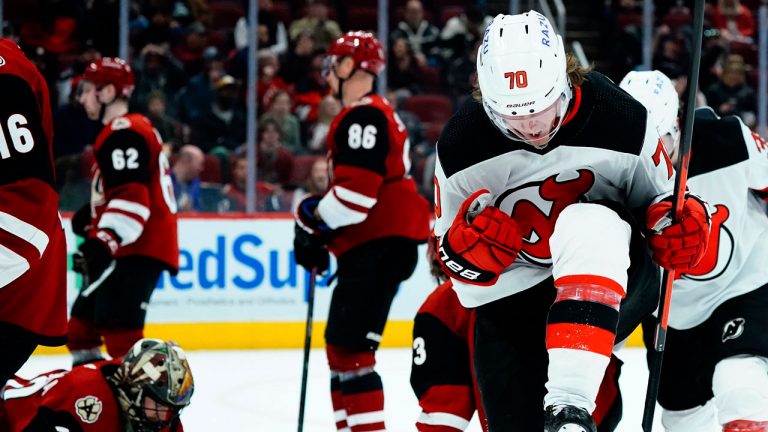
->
[433, 12, 712, 431]
[622, 70, 768, 432]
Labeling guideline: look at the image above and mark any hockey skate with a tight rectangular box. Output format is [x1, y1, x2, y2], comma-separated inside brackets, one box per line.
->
[544, 405, 597, 432]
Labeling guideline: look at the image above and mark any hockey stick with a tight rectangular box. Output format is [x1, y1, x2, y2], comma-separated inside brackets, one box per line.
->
[297, 267, 318, 432]
[641, 0, 705, 430]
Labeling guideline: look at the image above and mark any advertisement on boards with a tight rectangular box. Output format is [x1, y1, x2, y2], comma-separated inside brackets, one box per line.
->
[65, 215, 435, 325]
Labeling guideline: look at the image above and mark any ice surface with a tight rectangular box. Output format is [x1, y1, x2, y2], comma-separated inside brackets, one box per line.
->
[16, 347, 663, 431]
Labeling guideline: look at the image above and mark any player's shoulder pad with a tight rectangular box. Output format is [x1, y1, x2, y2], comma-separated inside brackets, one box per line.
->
[688, 106, 750, 177]
[558, 71, 648, 156]
[333, 103, 391, 175]
[436, 97, 516, 179]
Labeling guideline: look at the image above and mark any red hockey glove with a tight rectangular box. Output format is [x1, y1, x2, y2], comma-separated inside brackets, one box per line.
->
[646, 194, 710, 272]
[438, 189, 522, 285]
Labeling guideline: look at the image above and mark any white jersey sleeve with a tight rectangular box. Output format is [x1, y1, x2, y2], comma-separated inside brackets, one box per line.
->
[624, 114, 676, 210]
[742, 123, 768, 193]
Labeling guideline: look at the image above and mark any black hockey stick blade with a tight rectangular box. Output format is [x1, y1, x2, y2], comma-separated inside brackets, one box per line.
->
[642, 0, 706, 430]
[297, 267, 318, 432]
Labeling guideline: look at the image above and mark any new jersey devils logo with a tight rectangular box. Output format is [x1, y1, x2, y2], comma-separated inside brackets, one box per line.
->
[681, 204, 734, 281]
[495, 169, 595, 266]
[722, 318, 746, 342]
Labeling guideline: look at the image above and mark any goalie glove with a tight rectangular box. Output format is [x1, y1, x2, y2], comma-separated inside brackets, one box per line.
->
[438, 189, 522, 285]
[646, 194, 711, 272]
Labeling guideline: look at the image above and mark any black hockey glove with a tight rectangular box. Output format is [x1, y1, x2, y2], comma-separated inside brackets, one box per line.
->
[293, 223, 330, 273]
[73, 230, 119, 281]
[295, 195, 332, 235]
[71, 203, 93, 237]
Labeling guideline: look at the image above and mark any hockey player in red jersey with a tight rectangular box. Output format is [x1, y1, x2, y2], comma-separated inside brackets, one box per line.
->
[0, 338, 193, 432]
[410, 239, 622, 432]
[433, 12, 711, 431]
[0, 39, 67, 384]
[622, 70, 768, 432]
[67, 57, 179, 365]
[293, 31, 431, 431]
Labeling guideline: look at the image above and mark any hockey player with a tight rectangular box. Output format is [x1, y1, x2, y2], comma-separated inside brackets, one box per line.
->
[293, 31, 431, 431]
[410, 239, 622, 432]
[621, 70, 768, 432]
[0, 39, 67, 384]
[433, 12, 711, 431]
[0, 338, 193, 432]
[68, 58, 179, 365]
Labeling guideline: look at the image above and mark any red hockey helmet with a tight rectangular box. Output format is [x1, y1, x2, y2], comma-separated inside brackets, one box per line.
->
[326, 31, 386, 76]
[82, 57, 135, 98]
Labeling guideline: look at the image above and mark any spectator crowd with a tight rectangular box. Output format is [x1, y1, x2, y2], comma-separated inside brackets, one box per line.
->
[5, 0, 766, 213]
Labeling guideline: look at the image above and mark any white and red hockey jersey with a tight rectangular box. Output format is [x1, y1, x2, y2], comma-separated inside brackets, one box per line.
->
[434, 72, 676, 307]
[319, 94, 431, 256]
[668, 107, 768, 329]
[90, 113, 179, 271]
[0, 39, 67, 345]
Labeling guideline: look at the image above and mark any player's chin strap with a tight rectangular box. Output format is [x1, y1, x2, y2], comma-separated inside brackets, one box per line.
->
[97, 90, 118, 123]
[333, 66, 355, 102]
[334, 67, 377, 105]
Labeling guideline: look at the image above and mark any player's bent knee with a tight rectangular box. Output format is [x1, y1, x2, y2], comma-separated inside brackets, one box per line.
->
[661, 402, 719, 432]
[326, 343, 376, 373]
[550, 203, 632, 296]
[713, 356, 768, 423]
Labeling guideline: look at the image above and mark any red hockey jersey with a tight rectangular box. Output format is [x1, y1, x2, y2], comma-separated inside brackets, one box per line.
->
[0, 39, 67, 345]
[0, 361, 183, 432]
[411, 281, 483, 432]
[318, 95, 430, 256]
[90, 114, 179, 271]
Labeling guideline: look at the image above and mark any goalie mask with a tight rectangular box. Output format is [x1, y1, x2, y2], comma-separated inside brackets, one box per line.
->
[476, 11, 571, 149]
[620, 70, 681, 159]
[110, 339, 194, 432]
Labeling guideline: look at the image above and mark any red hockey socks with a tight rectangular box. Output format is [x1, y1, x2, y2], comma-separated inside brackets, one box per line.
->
[342, 372, 385, 431]
[66, 316, 102, 351]
[102, 328, 144, 358]
[328, 345, 385, 431]
[544, 281, 622, 413]
[331, 374, 351, 431]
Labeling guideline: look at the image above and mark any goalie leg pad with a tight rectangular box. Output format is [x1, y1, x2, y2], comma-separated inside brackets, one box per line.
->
[713, 355, 768, 425]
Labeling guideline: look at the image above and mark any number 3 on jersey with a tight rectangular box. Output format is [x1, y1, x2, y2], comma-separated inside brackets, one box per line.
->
[348, 123, 377, 149]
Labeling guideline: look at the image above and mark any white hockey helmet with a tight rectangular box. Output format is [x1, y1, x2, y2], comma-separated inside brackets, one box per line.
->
[619, 70, 681, 156]
[477, 11, 571, 148]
